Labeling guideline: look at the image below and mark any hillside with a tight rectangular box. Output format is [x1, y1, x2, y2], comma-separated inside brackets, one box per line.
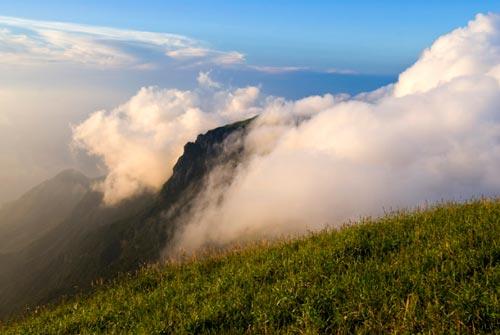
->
[0, 169, 90, 253]
[0, 118, 253, 319]
[3, 199, 499, 334]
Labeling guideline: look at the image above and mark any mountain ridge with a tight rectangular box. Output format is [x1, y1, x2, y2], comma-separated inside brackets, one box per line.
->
[0, 117, 254, 319]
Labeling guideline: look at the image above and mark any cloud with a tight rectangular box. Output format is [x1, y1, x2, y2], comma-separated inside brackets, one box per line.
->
[394, 13, 500, 97]
[0, 16, 394, 208]
[0, 15, 243, 68]
[326, 68, 358, 75]
[197, 71, 221, 89]
[249, 65, 307, 74]
[248, 65, 359, 75]
[70, 13, 500, 252]
[170, 13, 500, 252]
[166, 47, 211, 59]
[72, 82, 265, 205]
[167, 48, 245, 66]
[212, 51, 246, 65]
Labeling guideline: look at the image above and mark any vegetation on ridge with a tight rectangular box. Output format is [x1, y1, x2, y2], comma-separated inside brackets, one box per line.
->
[3, 199, 499, 334]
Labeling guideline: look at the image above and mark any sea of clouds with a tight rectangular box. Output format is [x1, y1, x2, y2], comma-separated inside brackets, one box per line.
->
[73, 14, 500, 251]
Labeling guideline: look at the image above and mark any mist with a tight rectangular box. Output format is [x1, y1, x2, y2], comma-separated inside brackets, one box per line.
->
[170, 13, 500, 251]
[0, 22, 393, 208]
[70, 13, 500, 251]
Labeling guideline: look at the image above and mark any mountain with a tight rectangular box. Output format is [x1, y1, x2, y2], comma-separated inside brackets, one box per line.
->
[3, 199, 499, 334]
[0, 169, 90, 254]
[0, 118, 253, 319]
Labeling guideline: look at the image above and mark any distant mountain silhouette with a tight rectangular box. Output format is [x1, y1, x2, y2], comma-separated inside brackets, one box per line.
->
[0, 169, 90, 254]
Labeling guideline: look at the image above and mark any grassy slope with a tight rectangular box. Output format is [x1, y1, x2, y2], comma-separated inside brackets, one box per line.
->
[3, 199, 499, 334]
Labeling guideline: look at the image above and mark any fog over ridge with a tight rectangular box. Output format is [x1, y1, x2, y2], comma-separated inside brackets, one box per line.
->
[72, 13, 500, 251]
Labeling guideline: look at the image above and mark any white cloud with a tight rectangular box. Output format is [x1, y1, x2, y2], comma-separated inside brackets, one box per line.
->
[0, 15, 243, 68]
[212, 51, 246, 65]
[197, 71, 221, 89]
[72, 82, 265, 205]
[166, 47, 210, 59]
[394, 13, 500, 97]
[249, 65, 306, 74]
[326, 68, 358, 75]
[167, 48, 245, 65]
[69, 13, 500, 253]
[171, 13, 500, 252]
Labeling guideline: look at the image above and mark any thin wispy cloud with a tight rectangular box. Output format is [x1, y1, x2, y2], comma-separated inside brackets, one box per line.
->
[249, 65, 307, 74]
[0, 15, 244, 68]
[326, 68, 358, 75]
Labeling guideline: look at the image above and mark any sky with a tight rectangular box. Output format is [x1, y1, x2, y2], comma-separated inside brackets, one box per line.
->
[1, 1, 500, 73]
[1, 1, 500, 205]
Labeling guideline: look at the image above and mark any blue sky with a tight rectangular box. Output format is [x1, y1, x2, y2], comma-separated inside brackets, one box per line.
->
[1, 1, 500, 74]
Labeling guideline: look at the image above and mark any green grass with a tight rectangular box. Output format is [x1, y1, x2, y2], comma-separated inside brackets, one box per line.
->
[3, 199, 500, 334]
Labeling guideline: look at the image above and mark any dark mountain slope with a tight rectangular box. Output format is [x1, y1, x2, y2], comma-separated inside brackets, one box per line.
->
[0, 118, 254, 319]
[0, 169, 90, 254]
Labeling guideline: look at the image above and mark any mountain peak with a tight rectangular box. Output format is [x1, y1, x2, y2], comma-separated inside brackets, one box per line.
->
[53, 168, 89, 185]
[0, 168, 92, 255]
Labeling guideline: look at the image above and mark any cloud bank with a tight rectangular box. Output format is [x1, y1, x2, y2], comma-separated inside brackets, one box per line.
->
[173, 13, 500, 251]
[73, 14, 500, 252]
